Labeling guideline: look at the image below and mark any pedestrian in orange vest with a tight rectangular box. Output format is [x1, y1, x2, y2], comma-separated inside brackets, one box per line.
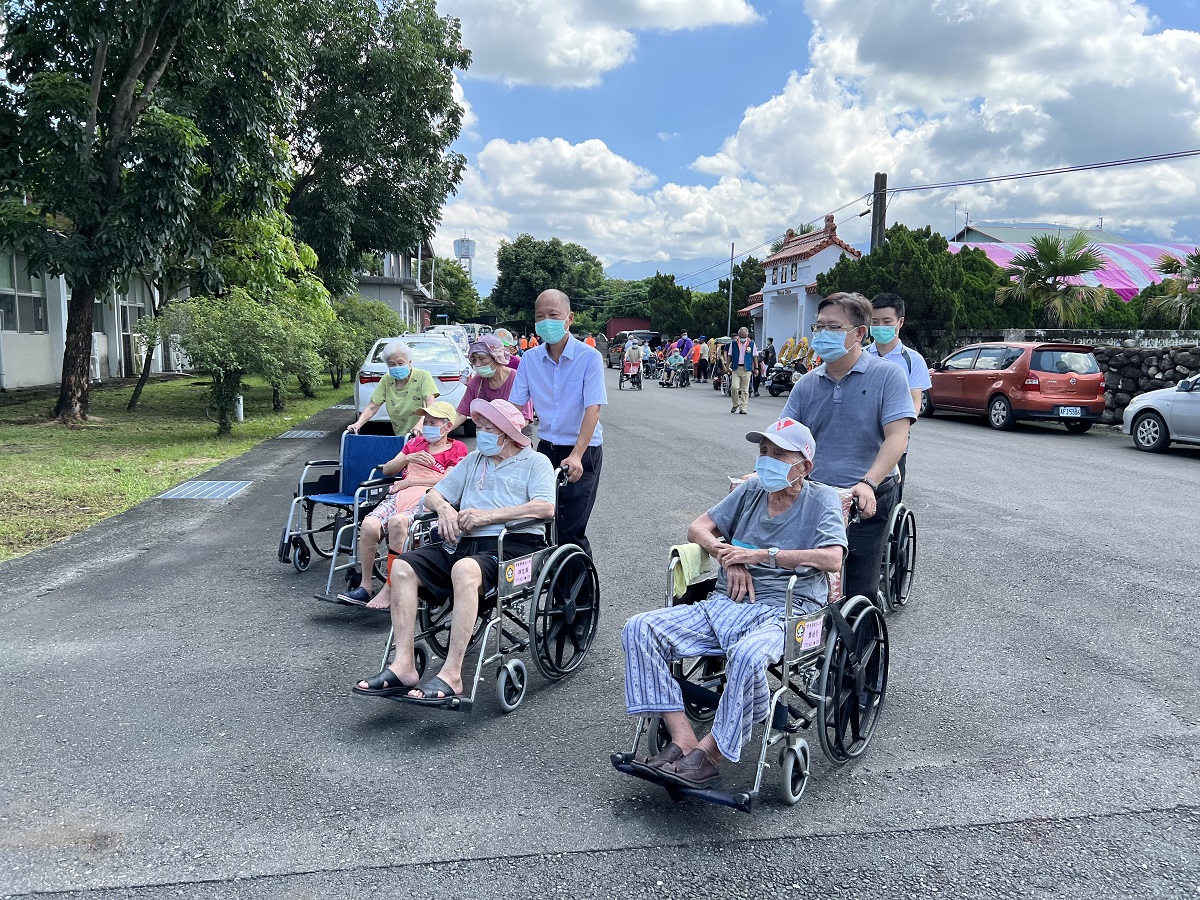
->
[519, 335, 529, 352]
[584, 333, 596, 348]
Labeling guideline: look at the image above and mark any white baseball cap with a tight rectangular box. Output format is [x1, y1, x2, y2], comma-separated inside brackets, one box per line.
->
[745, 417, 816, 461]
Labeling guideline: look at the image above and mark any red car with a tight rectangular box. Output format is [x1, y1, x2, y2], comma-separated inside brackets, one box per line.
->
[921, 342, 1105, 432]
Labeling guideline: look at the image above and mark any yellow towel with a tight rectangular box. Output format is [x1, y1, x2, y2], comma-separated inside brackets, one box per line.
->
[670, 543, 713, 598]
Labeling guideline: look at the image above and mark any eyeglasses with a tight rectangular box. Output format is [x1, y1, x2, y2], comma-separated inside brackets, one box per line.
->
[810, 323, 856, 333]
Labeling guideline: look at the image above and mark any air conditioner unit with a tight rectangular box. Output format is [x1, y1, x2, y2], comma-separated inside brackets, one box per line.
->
[89, 346, 102, 383]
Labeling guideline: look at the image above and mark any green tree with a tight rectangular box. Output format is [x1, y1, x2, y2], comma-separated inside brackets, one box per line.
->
[323, 296, 404, 388]
[1147, 249, 1200, 329]
[418, 257, 480, 322]
[489, 235, 606, 320]
[994, 232, 1111, 327]
[645, 273, 693, 337]
[285, 0, 471, 296]
[715, 255, 766, 335]
[816, 225, 974, 355]
[0, 0, 297, 422]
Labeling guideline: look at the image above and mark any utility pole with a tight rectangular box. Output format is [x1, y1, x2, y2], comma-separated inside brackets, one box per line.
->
[870, 172, 888, 251]
[725, 241, 735, 338]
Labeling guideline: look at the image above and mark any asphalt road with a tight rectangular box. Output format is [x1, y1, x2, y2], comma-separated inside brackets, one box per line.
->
[1, 368, 1197, 899]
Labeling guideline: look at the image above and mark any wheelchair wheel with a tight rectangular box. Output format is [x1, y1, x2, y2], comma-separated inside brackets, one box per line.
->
[420, 595, 487, 661]
[779, 740, 811, 805]
[817, 600, 889, 765]
[619, 375, 627, 391]
[305, 503, 345, 560]
[647, 716, 671, 755]
[885, 506, 917, 609]
[530, 546, 600, 680]
[677, 656, 724, 724]
[291, 539, 311, 573]
[495, 659, 528, 713]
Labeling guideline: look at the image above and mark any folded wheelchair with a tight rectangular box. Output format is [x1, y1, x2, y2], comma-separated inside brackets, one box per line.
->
[369, 472, 600, 714]
[612, 488, 890, 813]
[277, 432, 404, 575]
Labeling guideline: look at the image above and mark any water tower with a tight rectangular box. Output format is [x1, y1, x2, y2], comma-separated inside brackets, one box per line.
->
[453, 237, 476, 280]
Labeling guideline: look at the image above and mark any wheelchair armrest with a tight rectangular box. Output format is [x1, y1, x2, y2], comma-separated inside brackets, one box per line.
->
[498, 516, 553, 532]
[412, 511, 439, 523]
[358, 476, 399, 488]
[303, 459, 340, 468]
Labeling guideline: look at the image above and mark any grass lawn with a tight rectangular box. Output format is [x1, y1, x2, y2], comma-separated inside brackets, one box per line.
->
[0, 375, 349, 562]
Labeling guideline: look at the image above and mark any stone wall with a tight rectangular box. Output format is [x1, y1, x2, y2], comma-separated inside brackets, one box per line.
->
[1094, 343, 1200, 424]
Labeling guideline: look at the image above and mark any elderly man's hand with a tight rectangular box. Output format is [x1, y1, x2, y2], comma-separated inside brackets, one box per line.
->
[715, 545, 759, 568]
[851, 481, 877, 519]
[725, 563, 756, 603]
[437, 508, 462, 545]
[456, 507, 492, 532]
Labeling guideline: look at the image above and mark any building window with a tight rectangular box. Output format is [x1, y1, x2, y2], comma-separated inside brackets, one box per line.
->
[791, 262, 798, 281]
[0, 252, 48, 333]
[771, 267, 778, 285]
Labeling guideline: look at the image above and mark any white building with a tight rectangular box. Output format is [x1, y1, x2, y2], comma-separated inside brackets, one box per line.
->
[738, 215, 862, 348]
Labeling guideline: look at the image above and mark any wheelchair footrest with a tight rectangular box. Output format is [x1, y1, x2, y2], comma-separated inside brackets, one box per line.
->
[386, 694, 474, 713]
[610, 753, 757, 814]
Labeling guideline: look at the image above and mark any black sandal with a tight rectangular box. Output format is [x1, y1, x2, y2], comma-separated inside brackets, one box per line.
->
[351, 668, 419, 697]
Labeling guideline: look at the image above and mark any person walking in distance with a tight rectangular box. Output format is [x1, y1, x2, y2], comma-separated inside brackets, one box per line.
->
[509, 289, 608, 556]
[726, 327, 757, 414]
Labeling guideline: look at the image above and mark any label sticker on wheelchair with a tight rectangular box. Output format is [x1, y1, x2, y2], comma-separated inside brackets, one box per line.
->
[504, 563, 516, 583]
[796, 618, 823, 650]
[512, 557, 533, 586]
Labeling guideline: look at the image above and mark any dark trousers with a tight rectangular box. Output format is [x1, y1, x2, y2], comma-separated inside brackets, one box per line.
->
[698, 359, 710, 380]
[843, 479, 897, 602]
[537, 441, 603, 558]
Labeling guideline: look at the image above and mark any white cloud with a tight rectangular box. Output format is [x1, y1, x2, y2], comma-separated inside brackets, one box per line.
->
[451, 73, 477, 138]
[439, 0, 758, 87]
[438, 0, 1200, 285]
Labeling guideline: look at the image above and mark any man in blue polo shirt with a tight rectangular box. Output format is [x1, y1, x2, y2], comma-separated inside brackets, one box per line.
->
[510, 289, 608, 556]
[782, 292, 913, 601]
[866, 292, 931, 499]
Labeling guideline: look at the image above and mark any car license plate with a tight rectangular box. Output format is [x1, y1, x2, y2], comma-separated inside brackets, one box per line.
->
[1059, 406, 1082, 417]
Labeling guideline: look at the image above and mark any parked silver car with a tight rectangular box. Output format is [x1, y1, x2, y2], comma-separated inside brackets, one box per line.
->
[1122, 374, 1200, 451]
[354, 334, 468, 431]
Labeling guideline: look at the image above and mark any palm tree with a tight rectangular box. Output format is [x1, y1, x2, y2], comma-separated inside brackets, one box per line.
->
[769, 222, 816, 255]
[995, 231, 1110, 326]
[1148, 249, 1200, 329]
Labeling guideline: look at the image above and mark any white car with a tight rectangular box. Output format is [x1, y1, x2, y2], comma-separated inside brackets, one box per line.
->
[1122, 374, 1200, 451]
[424, 324, 470, 354]
[354, 334, 469, 432]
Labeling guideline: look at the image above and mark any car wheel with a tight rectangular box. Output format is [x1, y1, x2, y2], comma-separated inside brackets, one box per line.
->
[1063, 420, 1093, 434]
[987, 395, 1015, 430]
[1131, 411, 1169, 452]
[919, 390, 935, 418]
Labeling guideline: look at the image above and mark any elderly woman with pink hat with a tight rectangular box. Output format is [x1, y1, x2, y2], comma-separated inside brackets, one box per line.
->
[353, 398, 556, 704]
[455, 335, 533, 430]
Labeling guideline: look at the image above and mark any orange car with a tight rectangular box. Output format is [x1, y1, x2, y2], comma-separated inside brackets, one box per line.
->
[921, 342, 1105, 432]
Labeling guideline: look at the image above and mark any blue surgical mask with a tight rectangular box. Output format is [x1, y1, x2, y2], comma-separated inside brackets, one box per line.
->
[388, 365, 411, 381]
[421, 425, 443, 443]
[475, 431, 503, 456]
[811, 330, 851, 363]
[535, 318, 567, 344]
[755, 455, 799, 492]
[870, 325, 897, 345]
[474, 364, 495, 377]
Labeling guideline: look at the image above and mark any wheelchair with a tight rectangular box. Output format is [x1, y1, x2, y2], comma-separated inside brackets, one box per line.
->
[612, 488, 890, 813]
[879, 489, 916, 613]
[369, 471, 600, 714]
[659, 365, 690, 388]
[277, 432, 404, 574]
[618, 360, 643, 391]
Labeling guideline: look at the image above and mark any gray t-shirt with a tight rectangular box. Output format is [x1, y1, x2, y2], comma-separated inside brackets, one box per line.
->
[781, 352, 915, 488]
[431, 446, 556, 537]
[707, 477, 847, 610]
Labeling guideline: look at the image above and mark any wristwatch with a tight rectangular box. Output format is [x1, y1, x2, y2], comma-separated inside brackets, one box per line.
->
[767, 547, 780, 568]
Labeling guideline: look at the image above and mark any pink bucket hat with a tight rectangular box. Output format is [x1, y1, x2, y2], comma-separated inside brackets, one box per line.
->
[469, 398, 530, 447]
[468, 335, 509, 365]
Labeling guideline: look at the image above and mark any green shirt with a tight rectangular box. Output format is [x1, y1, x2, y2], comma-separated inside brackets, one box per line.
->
[369, 367, 439, 434]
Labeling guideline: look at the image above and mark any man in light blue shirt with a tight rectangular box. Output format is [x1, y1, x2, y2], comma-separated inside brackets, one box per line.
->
[866, 292, 931, 498]
[509, 289, 608, 556]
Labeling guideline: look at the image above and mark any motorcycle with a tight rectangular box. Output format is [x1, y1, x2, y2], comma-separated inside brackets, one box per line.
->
[766, 361, 806, 396]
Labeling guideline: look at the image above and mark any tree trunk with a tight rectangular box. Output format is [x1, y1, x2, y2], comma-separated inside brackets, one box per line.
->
[211, 372, 241, 437]
[54, 283, 98, 422]
[126, 337, 157, 411]
[298, 375, 316, 398]
[272, 385, 283, 411]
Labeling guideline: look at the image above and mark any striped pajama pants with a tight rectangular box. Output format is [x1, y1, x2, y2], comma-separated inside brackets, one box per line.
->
[622, 595, 785, 763]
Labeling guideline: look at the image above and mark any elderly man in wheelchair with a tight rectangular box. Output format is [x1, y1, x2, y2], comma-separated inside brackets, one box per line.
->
[353, 398, 556, 705]
[620, 418, 847, 793]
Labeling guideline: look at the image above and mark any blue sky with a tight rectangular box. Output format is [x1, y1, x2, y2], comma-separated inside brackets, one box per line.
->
[435, 0, 1200, 295]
